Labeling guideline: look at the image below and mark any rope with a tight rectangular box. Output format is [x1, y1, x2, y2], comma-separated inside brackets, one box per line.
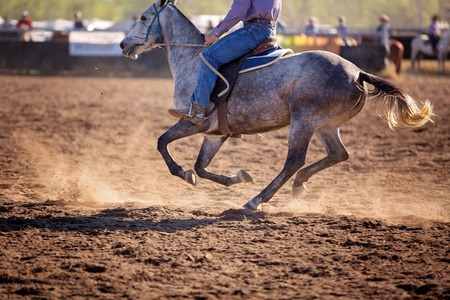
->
[135, 2, 225, 94]
[156, 43, 205, 47]
[199, 53, 229, 98]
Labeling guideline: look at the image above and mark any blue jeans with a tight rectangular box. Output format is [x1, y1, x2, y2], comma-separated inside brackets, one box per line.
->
[428, 34, 439, 52]
[192, 23, 276, 108]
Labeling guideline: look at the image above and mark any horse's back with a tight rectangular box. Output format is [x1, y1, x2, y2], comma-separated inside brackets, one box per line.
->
[411, 35, 432, 58]
[411, 34, 428, 46]
[224, 50, 365, 134]
[288, 50, 363, 91]
[235, 50, 363, 99]
[276, 50, 361, 81]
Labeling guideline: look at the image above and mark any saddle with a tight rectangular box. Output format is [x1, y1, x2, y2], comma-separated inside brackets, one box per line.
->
[206, 38, 293, 135]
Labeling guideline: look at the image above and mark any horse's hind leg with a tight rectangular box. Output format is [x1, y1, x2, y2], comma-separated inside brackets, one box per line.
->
[243, 122, 315, 210]
[194, 136, 254, 186]
[292, 126, 349, 197]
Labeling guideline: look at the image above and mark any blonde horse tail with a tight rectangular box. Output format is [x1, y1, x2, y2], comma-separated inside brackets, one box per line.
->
[358, 72, 434, 131]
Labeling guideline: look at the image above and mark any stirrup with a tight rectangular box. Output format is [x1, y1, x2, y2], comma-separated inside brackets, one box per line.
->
[184, 103, 195, 119]
[167, 100, 205, 124]
[185, 101, 205, 124]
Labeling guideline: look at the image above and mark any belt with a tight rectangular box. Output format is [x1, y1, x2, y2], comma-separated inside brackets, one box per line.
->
[245, 18, 276, 27]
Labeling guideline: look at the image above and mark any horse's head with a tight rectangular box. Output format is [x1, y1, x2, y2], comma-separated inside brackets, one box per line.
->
[120, 0, 175, 59]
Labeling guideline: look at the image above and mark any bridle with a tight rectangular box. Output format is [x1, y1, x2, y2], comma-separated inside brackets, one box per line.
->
[134, 1, 205, 48]
[134, 2, 168, 43]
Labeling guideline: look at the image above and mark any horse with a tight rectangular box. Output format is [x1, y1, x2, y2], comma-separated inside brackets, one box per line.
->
[389, 39, 404, 75]
[411, 30, 450, 73]
[120, 0, 434, 211]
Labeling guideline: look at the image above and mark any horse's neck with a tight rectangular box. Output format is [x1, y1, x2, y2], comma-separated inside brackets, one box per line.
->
[166, 46, 202, 82]
[162, 6, 204, 105]
[162, 8, 203, 78]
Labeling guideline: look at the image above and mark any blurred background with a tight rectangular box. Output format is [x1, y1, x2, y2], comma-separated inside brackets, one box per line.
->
[1, 0, 448, 27]
[0, 0, 449, 76]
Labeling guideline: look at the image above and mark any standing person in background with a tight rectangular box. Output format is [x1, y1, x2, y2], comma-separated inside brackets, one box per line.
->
[1, 16, 14, 30]
[336, 16, 348, 46]
[16, 11, 32, 41]
[73, 12, 85, 30]
[131, 15, 139, 31]
[427, 14, 441, 55]
[304, 17, 318, 37]
[168, 0, 282, 125]
[377, 14, 391, 56]
[16, 11, 32, 30]
[377, 14, 390, 47]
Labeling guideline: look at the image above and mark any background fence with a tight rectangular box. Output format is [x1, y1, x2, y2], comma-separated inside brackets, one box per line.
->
[0, 39, 170, 77]
[0, 34, 438, 76]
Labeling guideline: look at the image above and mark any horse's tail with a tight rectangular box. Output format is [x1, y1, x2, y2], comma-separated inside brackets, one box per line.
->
[358, 71, 434, 131]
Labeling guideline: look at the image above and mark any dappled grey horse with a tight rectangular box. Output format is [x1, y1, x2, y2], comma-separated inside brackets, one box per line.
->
[120, 0, 433, 210]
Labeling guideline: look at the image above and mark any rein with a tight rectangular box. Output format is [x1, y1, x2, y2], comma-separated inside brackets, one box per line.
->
[155, 43, 205, 47]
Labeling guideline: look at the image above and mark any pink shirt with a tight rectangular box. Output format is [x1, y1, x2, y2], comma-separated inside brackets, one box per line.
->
[212, 0, 282, 37]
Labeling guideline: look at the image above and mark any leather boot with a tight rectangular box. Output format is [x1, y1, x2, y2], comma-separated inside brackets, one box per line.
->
[168, 100, 205, 125]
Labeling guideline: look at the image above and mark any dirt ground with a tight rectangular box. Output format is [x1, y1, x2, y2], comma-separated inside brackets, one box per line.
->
[0, 70, 449, 299]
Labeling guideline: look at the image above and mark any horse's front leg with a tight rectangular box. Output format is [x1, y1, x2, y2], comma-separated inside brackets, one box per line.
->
[194, 136, 254, 186]
[157, 119, 207, 186]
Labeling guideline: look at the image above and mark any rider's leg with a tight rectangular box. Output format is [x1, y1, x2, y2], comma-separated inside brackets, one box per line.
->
[168, 23, 275, 124]
[429, 34, 438, 54]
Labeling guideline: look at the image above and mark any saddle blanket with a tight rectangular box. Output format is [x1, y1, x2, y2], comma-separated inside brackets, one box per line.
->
[207, 45, 293, 135]
[239, 47, 294, 73]
[208, 45, 293, 105]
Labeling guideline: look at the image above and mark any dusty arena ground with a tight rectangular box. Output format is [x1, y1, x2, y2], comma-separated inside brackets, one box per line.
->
[0, 69, 449, 298]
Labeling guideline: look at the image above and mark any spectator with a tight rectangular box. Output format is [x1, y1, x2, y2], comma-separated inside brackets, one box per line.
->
[336, 16, 349, 46]
[131, 15, 139, 30]
[304, 17, 318, 37]
[1, 15, 15, 30]
[377, 14, 390, 47]
[206, 20, 214, 32]
[16, 11, 32, 41]
[16, 11, 32, 30]
[427, 14, 441, 54]
[73, 12, 85, 30]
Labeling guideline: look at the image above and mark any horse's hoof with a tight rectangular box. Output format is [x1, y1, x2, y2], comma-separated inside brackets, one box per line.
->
[243, 197, 262, 211]
[237, 169, 254, 183]
[292, 183, 306, 198]
[183, 169, 197, 186]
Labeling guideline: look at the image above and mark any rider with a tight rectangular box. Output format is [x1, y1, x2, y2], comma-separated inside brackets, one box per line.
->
[168, 0, 282, 125]
[427, 14, 441, 55]
[377, 14, 391, 58]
